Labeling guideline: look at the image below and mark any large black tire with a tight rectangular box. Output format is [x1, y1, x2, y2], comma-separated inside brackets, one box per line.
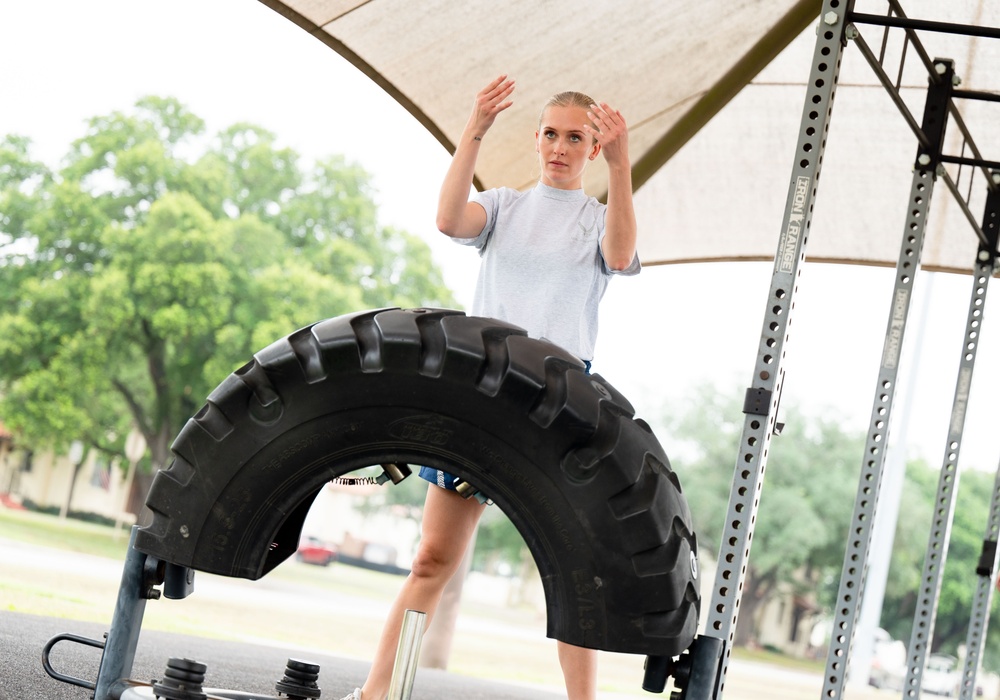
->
[135, 308, 699, 656]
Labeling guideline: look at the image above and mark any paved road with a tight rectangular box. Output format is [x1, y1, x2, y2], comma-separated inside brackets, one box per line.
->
[1, 610, 565, 700]
[0, 534, 899, 700]
[0, 611, 900, 700]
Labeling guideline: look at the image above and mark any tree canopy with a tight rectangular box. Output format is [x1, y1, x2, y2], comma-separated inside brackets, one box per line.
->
[662, 388, 866, 646]
[0, 96, 456, 475]
[659, 384, 1000, 668]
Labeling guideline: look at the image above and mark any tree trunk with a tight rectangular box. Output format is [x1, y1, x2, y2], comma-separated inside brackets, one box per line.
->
[733, 570, 774, 648]
[418, 528, 477, 669]
[59, 461, 82, 519]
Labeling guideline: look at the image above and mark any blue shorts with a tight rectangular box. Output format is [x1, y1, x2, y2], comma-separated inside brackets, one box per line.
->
[417, 359, 592, 505]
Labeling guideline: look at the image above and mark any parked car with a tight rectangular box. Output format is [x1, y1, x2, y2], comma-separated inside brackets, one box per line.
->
[296, 536, 337, 566]
[922, 653, 960, 697]
[869, 628, 906, 690]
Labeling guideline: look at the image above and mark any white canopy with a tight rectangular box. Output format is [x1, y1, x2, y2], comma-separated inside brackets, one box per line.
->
[259, 0, 999, 274]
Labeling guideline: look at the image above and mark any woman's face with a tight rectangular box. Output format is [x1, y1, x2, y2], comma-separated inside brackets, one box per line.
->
[535, 104, 601, 190]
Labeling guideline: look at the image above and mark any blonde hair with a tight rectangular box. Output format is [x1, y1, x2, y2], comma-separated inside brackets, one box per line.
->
[539, 91, 599, 143]
[542, 91, 595, 115]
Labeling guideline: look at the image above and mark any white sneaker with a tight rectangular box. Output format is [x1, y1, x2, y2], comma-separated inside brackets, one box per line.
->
[339, 689, 362, 700]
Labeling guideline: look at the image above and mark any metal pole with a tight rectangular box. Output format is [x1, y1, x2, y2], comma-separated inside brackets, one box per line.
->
[902, 182, 998, 698]
[849, 273, 935, 687]
[959, 460, 1000, 700]
[821, 164, 936, 698]
[949, 180, 1000, 700]
[94, 527, 156, 699]
[703, 3, 853, 697]
[819, 51, 956, 700]
[387, 609, 426, 700]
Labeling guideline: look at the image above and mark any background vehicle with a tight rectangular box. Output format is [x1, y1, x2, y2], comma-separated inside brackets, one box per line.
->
[868, 628, 905, 691]
[922, 653, 960, 697]
[296, 536, 338, 566]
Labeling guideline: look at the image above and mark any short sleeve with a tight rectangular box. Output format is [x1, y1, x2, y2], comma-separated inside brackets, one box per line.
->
[597, 207, 642, 277]
[448, 189, 500, 252]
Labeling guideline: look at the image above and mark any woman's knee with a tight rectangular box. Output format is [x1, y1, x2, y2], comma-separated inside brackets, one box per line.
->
[409, 542, 459, 580]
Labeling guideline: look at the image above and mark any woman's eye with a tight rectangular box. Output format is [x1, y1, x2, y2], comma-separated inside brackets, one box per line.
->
[570, 135, 581, 142]
[545, 131, 556, 139]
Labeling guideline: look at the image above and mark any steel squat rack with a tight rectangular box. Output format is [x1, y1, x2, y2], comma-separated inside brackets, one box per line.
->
[704, 1, 1000, 699]
[40, 2, 1000, 699]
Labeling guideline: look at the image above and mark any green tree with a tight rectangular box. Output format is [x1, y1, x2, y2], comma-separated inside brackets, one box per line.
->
[661, 385, 866, 647]
[880, 463, 1000, 672]
[0, 96, 456, 493]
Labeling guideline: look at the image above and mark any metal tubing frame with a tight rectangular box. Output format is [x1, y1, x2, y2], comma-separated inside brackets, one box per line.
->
[849, 12, 1000, 41]
[95, 527, 157, 699]
[960, 463, 1000, 700]
[387, 609, 427, 700]
[817, 45, 953, 700]
[850, 22, 995, 243]
[708, 4, 1000, 697]
[902, 196, 997, 697]
[820, 164, 936, 698]
[703, 2, 853, 696]
[951, 184, 1000, 700]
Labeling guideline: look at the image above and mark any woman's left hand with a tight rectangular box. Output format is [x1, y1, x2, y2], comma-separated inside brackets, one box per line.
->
[584, 102, 630, 168]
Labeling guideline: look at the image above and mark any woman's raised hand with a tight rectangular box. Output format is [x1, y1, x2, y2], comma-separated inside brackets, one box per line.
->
[584, 102, 630, 168]
[469, 75, 515, 138]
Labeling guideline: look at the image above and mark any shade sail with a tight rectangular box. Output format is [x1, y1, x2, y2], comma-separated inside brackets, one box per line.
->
[260, 0, 1000, 273]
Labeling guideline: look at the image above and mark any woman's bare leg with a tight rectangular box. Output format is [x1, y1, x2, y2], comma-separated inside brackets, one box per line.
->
[558, 641, 598, 700]
[359, 485, 485, 700]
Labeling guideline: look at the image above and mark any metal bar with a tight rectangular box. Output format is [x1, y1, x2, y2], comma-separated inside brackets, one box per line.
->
[946, 86, 998, 196]
[895, 31, 910, 92]
[821, 39, 959, 700]
[851, 37, 997, 236]
[849, 12, 1000, 40]
[956, 182, 1000, 700]
[941, 154, 1000, 175]
[702, 4, 852, 697]
[387, 609, 426, 700]
[940, 169, 990, 246]
[821, 164, 936, 699]
[959, 464, 1000, 700]
[850, 29, 931, 149]
[885, 0, 939, 78]
[954, 88, 1000, 104]
[876, 7, 890, 65]
[901, 238, 996, 699]
[94, 527, 155, 699]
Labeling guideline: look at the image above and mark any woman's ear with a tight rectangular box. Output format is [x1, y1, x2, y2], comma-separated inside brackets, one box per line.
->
[589, 142, 601, 161]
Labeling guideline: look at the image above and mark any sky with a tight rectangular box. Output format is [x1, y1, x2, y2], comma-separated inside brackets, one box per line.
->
[2, 0, 998, 487]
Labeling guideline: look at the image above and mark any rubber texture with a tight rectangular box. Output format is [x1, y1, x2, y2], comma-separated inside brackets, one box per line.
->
[134, 308, 699, 656]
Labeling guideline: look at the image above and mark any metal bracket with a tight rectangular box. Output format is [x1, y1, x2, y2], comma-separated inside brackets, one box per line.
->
[914, 58, 954, 173]
[976, 540, 998, 578]
[42, 633, 105, 691]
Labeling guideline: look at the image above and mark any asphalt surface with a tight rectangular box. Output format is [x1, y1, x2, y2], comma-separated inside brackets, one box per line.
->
[0, 534, 905, 700]
[1, 610, 564, 700]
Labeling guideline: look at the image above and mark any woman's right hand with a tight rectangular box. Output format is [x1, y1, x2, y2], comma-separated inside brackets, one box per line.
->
[469, 75, 515, 138]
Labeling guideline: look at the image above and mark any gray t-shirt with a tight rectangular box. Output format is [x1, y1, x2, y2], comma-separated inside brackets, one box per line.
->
[452, 182, 640, 361]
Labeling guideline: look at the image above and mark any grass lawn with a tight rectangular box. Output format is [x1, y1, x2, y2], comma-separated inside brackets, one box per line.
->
[0, 505, 829, 696]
